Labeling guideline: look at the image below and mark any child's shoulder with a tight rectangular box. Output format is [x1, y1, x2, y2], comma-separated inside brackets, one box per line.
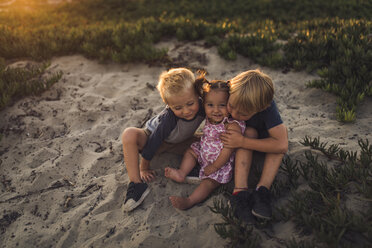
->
[149, 106, 178, 126]
[250, 100, 283, 130]
[158, 106, 176, 118]
[253, 100, 281, 120]
[263, 100, 278, 114]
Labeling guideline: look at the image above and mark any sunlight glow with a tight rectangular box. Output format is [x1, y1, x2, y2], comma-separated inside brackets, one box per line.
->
[0, 0, 71, 12]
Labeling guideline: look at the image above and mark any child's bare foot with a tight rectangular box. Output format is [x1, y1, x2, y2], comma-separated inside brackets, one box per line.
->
[169, 196, 192, 210]
[164, 167, 185, 183]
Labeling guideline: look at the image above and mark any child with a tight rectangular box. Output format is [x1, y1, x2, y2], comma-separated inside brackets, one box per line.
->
[164, 74, 245, 210]
[220, 69, 288, 221]
[122, 68, 205, 212]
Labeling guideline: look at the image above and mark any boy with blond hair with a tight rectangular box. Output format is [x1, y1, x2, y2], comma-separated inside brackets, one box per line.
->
[122, 68, 205, 212]
[220, 69, 288, 221]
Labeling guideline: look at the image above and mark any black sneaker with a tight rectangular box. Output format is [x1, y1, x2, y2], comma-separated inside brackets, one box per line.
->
[251, 186, 272, 220]
[123, 182, 150, 212]
[229, 191, 255, 224]
[185, 165, 201, 184]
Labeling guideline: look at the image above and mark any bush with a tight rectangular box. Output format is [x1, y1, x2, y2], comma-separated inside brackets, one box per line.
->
[0, 0, 371, 121]
[0, 61, 62, 110]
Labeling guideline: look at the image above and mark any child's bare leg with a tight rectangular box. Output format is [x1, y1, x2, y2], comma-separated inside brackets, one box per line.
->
[169, 179, 219, 210]
[251, 152, 284, 219]
[122, 127, 148, 183]
[234, 149, 253, 193]
[257, 153, 284, 189]
[165, 148, 197, 183]
[234, 127, 258, 193]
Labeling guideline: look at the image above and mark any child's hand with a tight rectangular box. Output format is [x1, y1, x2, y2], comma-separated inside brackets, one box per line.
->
[220, 129, 244, 149]
[204, 164, 218, 176]
[140, 158, 156, 182]
[140, 169, 156, 182]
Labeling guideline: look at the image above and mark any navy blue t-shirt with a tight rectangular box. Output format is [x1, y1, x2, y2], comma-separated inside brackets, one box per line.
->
[245, 100, 283, 138]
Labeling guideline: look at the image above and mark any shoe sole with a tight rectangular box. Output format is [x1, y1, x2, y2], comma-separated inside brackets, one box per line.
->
[122, 187, 151, 212]
[251, 209, 271, 220]
[184, 176, 201, 184]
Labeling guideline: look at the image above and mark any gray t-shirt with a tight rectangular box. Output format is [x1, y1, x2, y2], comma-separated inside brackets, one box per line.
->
[142, 99, 205, 160]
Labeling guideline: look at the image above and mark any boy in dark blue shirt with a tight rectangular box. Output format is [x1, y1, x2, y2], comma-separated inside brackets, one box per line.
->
[220, 69, 288, 221]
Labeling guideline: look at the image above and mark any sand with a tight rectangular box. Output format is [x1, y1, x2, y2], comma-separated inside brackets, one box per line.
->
[0, 39, 371, 248]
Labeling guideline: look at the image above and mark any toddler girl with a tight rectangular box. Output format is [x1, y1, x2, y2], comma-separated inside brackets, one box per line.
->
[165, 73, 245, 210]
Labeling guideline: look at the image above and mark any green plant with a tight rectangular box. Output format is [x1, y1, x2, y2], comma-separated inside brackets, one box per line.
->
[0, 0, 371, 114]
[0, 62, 62, 110]
[209, 198, 261, 248]
[211, 137, 371, 247]
[284, 137, 372, 246]
[284, 238, 318, 248]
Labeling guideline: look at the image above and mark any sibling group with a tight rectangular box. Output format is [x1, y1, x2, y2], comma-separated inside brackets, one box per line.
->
[121, 68, 288, 222]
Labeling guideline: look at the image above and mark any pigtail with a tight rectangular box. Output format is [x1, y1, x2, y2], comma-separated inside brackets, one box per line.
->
[194, 70, 209, 97]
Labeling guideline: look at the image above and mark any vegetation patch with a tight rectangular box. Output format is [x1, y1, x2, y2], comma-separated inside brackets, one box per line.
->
[0, 0, 371, 119]
[0, 59, 62, 109]
[211, 137, 372, 247]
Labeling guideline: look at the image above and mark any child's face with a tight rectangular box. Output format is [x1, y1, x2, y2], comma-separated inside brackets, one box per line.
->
[167, 89, 200, 120]
[227, 93, 256, 121]
[204, 90, 229, 124]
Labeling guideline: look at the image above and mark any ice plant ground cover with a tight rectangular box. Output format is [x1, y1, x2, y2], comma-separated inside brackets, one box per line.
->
[211, 137, 372, 247]
[0, 59, 62, 109]
[0, 0, 371, 121]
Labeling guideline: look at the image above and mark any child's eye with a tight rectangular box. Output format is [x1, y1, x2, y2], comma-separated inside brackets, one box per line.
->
[220, 104, 226, 107]
[207, 103, 213, 107]
[174, 107, 182, 110]
[187, 102, 194, 106]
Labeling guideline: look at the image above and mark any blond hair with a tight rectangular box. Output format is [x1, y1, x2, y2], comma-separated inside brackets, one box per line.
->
[157, 68, 195, 104]
[229, 69, 274, 113]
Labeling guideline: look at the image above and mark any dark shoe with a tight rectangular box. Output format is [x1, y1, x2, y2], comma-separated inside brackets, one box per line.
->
[251, 186, 272, 220]
[123, 182, 150, 212]
[185, 165, 201, 184]
[229, 191, 255, 224]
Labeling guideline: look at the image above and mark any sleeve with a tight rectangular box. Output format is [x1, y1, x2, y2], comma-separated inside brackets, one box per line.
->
[264, 100, 283, 129]
[141, 108, 177, 161]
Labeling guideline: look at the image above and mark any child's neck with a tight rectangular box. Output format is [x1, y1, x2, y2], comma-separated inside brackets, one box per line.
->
[208, 117, 226, 125]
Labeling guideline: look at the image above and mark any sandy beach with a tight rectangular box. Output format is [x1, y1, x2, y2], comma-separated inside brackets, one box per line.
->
[1, 39, 371, 247]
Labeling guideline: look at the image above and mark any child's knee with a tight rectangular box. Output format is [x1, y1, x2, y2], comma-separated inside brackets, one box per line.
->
[121, 127, 137, 144]
[244, 127, 258, 138]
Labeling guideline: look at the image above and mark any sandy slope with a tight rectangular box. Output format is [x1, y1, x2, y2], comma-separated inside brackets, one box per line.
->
[0, 40, 371, 247]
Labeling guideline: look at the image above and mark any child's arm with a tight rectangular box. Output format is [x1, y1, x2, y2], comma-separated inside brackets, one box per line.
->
[204, 122, 241, 176]
[141, 109, 177, 161]
[220, 123, 288, 154]
[140, 108, 178, 182]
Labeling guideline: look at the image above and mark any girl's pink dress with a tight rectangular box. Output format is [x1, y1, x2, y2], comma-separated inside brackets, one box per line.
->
[191, 117, 246, 183]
